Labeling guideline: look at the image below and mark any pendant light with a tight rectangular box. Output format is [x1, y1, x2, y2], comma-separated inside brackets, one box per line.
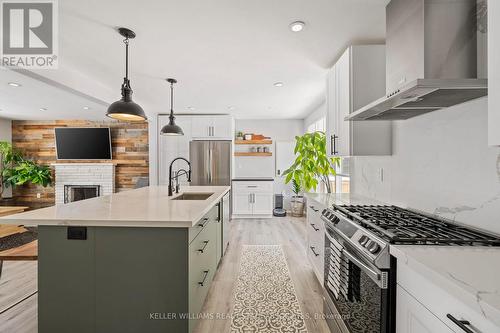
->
[106, 27, 147, 122]
[160, 78, 184, 136]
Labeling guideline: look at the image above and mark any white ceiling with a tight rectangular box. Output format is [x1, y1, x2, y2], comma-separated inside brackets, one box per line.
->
[0, 0, 388, 121]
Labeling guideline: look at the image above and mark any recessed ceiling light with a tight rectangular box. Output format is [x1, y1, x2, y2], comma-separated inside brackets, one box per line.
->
[289, 21, 305, 32]
[188, 106, 195, 111]
[273, 82, 284, 87]
[228, 106, 235, 110]
[8, 82, 21, 87]
[39, 107, 47, 111]
[83, 106, 90, 110]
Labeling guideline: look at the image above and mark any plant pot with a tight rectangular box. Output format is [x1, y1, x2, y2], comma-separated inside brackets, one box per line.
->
[290, 195, 304, 217]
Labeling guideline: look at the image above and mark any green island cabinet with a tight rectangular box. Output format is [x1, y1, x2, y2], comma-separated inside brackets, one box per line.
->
[38, 203, 223, 333]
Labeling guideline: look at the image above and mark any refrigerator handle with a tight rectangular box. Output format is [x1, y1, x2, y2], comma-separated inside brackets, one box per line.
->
[208, 147, 212, 183]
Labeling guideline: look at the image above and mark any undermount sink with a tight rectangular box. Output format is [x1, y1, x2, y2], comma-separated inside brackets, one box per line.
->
[171, 192, 214, 201]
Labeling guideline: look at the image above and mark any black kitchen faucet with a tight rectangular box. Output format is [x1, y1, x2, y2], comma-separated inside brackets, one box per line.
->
[168, 157, 191, 196]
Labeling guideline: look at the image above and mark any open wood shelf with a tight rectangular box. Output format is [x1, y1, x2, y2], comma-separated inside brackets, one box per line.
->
[234, 139, 273, 145]
[234, 152, 272, 157]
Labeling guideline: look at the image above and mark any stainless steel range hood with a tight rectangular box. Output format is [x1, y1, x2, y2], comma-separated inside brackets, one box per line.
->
[347, 0, 488, 121]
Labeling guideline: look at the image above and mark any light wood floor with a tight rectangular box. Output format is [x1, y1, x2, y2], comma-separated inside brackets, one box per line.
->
[0, 217, 330, 333]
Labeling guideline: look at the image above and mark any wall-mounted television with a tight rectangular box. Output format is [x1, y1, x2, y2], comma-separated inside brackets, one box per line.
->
[55, 127, 112, 160]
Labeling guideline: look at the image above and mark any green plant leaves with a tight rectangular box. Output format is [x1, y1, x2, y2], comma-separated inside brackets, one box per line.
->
[0, 141, 52, 189]
[282, 132, 341, 193]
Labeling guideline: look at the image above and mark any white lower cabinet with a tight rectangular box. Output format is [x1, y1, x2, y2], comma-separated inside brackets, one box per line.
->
[252, 192, 273, 215]
[306, 201, 325, 283]
[233, 192, 253, 215]
[396, 255, 500, 333]
[232, 181, 273, 217]
[397, 285, 454, 333]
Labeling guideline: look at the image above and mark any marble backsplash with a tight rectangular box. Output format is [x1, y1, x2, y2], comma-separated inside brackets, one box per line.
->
[350, 97, 500, 235]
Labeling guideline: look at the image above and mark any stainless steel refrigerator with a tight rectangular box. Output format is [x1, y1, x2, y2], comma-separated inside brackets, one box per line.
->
[189, 140, 232, 186]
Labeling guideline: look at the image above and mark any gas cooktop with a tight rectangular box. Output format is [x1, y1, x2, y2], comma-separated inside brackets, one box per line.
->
[329, 204, 500, 246]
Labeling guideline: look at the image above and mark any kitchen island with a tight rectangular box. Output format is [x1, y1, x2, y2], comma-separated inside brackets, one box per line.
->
[0, 185, 231, 333]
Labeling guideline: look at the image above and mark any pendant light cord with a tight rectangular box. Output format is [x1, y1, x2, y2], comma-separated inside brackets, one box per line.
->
[170, 81, 174, 113]
[124, 38, 129, 81]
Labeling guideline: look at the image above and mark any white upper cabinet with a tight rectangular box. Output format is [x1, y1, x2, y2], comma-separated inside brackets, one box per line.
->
[489, 0, 500, 146]
[192, 115, 234, 140]
[326, 45, 392, 156]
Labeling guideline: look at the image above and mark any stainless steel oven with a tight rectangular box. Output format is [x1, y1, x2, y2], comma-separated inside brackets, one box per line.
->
[321, 210, 396, 333]
[321, 202, 500, 333]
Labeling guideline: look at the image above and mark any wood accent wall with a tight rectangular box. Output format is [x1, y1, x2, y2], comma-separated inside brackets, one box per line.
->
[11, 120, 149, 205]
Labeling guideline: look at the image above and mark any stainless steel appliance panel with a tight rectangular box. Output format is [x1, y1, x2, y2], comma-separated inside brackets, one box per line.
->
[189, 141, 232, 186]
[189, 140, 211, 185]
[210, 141, 232, 186]
[323, 218, 395, 333]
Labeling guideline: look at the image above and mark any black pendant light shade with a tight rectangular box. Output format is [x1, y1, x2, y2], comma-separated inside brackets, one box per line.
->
[106, 28, 147, 122]
[160, 78, 184, 136]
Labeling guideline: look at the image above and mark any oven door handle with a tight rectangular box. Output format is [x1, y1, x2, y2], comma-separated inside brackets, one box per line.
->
[342, 249, 385, 287]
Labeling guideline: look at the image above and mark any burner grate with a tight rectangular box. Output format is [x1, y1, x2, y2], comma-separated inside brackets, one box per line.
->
[333, 205, 500, 246]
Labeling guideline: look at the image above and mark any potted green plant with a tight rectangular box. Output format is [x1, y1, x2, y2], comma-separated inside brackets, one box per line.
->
[235, 131, 244, 140]
[0, 141, 52, 199]
[290, 179, 304, 217]
[283, 132, 340, 207]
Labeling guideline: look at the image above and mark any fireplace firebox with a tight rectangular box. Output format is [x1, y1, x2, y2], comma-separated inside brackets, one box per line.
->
[64, 185, 101, 204]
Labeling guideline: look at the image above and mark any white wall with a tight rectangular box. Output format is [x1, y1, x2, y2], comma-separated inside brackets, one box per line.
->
[235, 119, 304, 209]
[0, 118, 11, 142]
[303, 101, 327, 132]
[0, 118, 12, 198]
[351, 97, 500, 234]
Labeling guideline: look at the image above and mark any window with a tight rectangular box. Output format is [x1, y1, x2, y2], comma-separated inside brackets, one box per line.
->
[305, 116, 350, 194]
[307, 116, 326, 133]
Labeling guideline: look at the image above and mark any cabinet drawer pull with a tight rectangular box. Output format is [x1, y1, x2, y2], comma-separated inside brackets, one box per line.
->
[310, 223, 320, 232]
[197, 240, 209, 253]
[198, 270, 210, 286]
[247, 185, 258, 188]
[446, 314, 474, 333]
[310, 246, 320, 257]
[309, 205, 319, 212]
[197, 218, 209, 228]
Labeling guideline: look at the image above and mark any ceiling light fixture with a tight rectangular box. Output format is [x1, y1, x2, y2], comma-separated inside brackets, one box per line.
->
[188, 106, 195, 111]
[83, 106, 90, 110]
[289, 21, 305, 32]
[106, 27, 147, 122]
[39, 107, 47, 111]
[8, 82, 21, 87]
[160, 78, 184, 136]
[274, 82, 284, 87]
[228, 106, 235, 110]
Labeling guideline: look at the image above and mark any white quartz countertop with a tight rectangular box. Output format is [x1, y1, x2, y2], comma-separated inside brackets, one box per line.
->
[305, 192, 385, 208]
[391, 245, 500, 327]
[0, 185, 230, 228]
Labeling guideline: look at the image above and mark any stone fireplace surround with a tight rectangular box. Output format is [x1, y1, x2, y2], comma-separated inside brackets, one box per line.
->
[53, 163, 114, 205]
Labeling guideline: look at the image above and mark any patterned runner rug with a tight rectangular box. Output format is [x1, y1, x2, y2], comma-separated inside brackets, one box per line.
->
[230, 245, 308, 333]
